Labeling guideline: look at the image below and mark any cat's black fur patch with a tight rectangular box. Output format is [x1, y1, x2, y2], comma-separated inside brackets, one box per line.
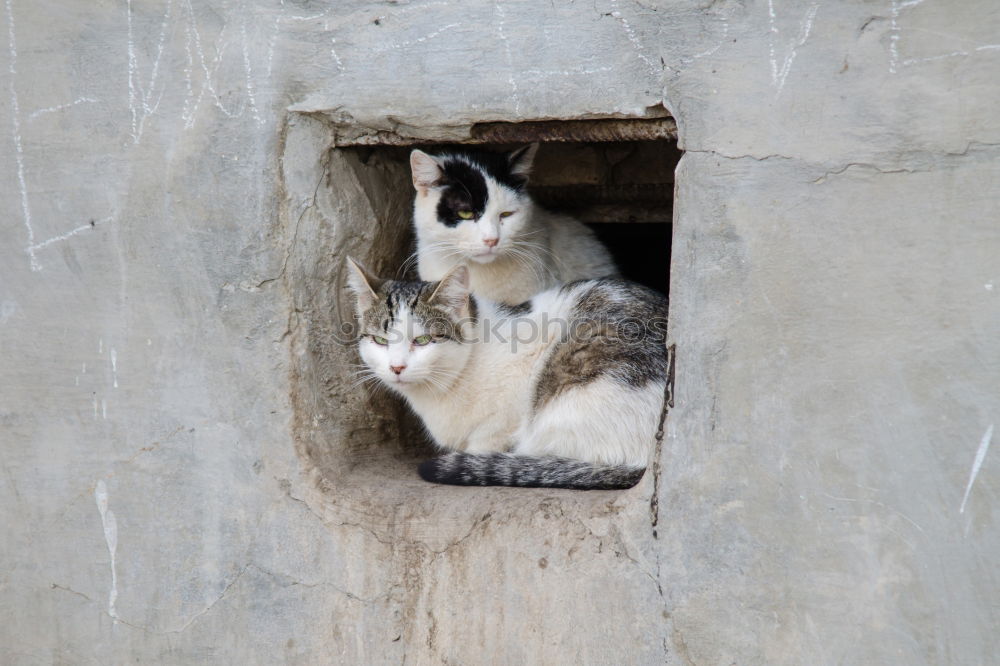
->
[364, 279, 427, 333]
[458, 149, 530, 191]
[434, 149, 528, 227]
[435, 159, 488, 227]
[361, 279, 472, 342]
[419, 452, 644, 490]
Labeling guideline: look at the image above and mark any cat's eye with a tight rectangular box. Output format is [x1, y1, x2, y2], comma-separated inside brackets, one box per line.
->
[457, 210, 474, 220]
[499, 211, 516, 218]
[371, 335, 388, 345]
[412, 335, 432, 346]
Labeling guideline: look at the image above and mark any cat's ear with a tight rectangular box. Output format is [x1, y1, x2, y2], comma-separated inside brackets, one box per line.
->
[345, 256, 383, 313]
[508, 143, 539, 181]
[410, 150, 444, 193]
[427, 264, 470, 317]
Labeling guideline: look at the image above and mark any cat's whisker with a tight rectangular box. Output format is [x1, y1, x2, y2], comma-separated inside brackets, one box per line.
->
[510, 229, 571, 273]
[422, 375, 452, 393]
[509, 239, 564, 271]
[417, 243, 466, 266]
[504, 247, 552, 286]
[397, 252, 422, 278]
[349, 373, 383, 391]
[519, 245, 562, 278]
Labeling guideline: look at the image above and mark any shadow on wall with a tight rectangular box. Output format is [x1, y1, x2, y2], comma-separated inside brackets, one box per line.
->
[282, 132, 432, 492]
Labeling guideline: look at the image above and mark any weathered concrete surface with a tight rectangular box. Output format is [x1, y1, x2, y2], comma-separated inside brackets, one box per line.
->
[2, 1, 998, 664]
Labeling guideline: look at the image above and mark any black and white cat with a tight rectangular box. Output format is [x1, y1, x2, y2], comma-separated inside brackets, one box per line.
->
[410, 144, 619, 305]
[346, 258, 668, 489]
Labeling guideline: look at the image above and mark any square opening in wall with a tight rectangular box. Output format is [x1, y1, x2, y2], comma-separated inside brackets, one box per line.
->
[282, 116, 679, 501]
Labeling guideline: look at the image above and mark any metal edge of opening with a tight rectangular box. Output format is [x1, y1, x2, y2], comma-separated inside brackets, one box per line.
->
[332, 117, 678, 147]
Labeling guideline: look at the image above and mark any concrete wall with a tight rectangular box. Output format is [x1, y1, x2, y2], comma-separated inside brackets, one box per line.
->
[2, 1, 998, 663]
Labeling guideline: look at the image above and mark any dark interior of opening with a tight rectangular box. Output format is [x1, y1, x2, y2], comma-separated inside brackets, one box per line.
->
[529, 139, 676, 295]
[349, 138, 678, 297]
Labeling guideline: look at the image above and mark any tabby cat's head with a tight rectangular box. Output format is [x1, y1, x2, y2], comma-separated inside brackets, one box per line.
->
[345, 258, 474, 392]
[410, 145, 538, 264]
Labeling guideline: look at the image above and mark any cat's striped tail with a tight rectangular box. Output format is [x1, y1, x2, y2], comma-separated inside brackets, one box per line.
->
[418, 452, 645, 490]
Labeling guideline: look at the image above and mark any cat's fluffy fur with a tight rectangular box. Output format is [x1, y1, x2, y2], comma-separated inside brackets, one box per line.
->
[410, 145, 619, 305]
[346, 258, 668, 490]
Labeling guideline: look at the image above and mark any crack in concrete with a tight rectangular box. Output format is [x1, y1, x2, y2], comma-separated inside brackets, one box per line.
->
[336, 519, 399, 548]
[118, 425, 187, 466]
[671, 622, 697, 666]
[685, 148, 796, 162]
[568, 515, 661, 589]
[165, 560, 390, 635]
[688, 140, 1000, 182]
[812, 141, 1000, 181]
[650, 343, 674, 537]
[429, 511, 493, 558]
[50, 583, 152, 633]
[257, 155, 327, 289]
[50, 583, 94, 603]
[565, 508, 671, 648]
[163, 564, 252, 634]
[243, 563, 391, 604]
[51, 559, 392, 638]
[48, 426, 191, 529]
[275, 306, 302, 344]
[811, 162, 915, 182]
[286, 482, 501, 558]
[284, 485, 402, 549]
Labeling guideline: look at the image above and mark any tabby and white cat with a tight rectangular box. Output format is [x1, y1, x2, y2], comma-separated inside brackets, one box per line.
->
[346, 258, 668, 489]
[410, 144, 619, 305]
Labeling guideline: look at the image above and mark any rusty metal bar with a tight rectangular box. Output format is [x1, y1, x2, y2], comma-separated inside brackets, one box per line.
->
[333, 117, 677, 147]
[469, 117, 677, 144]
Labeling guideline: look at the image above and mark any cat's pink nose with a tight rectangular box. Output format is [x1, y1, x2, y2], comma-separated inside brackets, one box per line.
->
[483, 238, 499, 248]
[390, 365, 406, 375]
